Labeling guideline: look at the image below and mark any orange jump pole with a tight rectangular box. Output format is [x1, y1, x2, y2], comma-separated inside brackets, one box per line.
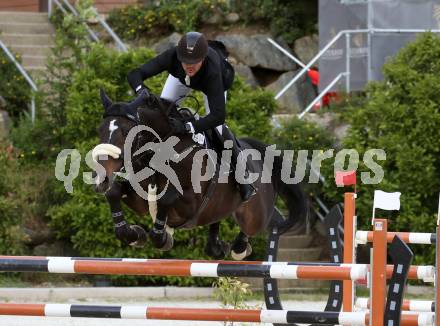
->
[343, 192, 356, 312]
[371, 219, 387, 326]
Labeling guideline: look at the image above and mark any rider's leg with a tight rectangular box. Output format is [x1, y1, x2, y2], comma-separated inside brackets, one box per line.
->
[220, 126, 257, 202]
[203, 92, 256, 202]
[161, 74, 191, 105]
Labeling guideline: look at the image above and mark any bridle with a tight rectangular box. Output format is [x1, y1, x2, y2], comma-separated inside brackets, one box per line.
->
[92, 93, 202, 176]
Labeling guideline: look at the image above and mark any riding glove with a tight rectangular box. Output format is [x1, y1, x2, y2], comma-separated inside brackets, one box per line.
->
[135, 85, 151, 99]
[169, 118, 193, 135]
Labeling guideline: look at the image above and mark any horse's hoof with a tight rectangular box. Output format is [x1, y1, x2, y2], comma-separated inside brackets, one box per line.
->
[129, 225, 147, 248]
[231, 243, 252, 260]
[205, 240, 231, 260]
[149, 229, 174, 251]
[159, 232, 174, 251]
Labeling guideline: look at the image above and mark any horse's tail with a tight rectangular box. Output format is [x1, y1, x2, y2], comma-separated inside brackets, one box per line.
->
[240, 137, 309, 235]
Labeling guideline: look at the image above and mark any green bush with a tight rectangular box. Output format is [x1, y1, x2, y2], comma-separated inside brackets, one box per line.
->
[271, 116, 335, 151]
[270, 115, 336, 206]
[0, 51, 31, 118]
[0, 142, 61, 255]
[0, 153, 26, 254]
[321, 33, 440, 264]
[43, 0, 95, 144]
[63, 44, 157, 143]
[227, 77, 276, 142]
[10, 116, 62, 163]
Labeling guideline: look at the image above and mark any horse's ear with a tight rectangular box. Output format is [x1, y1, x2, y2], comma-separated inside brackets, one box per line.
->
[100, 88, 112, 110]
[127, 91, 148, 110]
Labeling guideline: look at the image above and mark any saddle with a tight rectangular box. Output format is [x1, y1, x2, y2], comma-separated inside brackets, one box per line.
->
[176, 106, 225, 160]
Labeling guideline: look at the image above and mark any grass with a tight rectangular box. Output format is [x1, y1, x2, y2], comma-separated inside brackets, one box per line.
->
[0, 274, 93, 288]
[0, 275, 30, 287]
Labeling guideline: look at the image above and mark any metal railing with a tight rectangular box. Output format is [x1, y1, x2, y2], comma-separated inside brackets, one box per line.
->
[48, 0, 127, 52]
[267, 38, 307, 69]
[0, 39, 38, 122]
[267, 38, 341, 231]
[269, 28, 440, 119]
[269, 29, 369, 103]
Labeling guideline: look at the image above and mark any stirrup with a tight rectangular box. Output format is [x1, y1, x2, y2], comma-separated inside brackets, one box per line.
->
[239, 183, 257, 203]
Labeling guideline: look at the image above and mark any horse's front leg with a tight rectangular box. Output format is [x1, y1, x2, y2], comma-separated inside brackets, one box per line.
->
[149, 204, 174, 250]
[148, 185, 179, 251]
[204, 222, 231, 260]
[105, 181, 147, 247]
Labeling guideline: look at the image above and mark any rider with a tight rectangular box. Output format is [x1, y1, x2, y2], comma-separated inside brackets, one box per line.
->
[127, 31, 256, 202]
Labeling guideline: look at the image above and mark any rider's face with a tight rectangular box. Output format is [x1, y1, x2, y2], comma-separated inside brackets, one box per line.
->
[181, 60, 203, 77]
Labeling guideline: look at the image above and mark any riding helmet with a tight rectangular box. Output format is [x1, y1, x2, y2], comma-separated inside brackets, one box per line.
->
[176, 32, 208, 64]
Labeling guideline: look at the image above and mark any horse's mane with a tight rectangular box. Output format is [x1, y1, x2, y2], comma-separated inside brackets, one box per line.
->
[138, 93, 183, 122]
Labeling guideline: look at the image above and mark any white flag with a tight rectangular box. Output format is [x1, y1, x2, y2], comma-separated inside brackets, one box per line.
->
[372, 190, 401, 223]
[373, 190, 401, 211]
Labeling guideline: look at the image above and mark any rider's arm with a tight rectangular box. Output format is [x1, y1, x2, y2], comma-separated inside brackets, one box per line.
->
[191, 74, 226, 134]
[127, 48, 174, 93]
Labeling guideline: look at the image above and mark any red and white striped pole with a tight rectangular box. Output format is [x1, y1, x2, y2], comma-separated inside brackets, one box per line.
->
[0, 257, 369, 280]
[0, 256, 433, 283]
[0, 303, 434, 325]
[356, 231, 435, 245]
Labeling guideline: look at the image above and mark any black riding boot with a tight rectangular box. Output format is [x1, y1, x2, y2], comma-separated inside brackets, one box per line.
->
[219, 126, 257, 203]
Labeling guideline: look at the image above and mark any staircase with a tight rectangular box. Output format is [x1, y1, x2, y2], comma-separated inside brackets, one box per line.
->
[276, 231, 328, 290]
[0, 11, 55, 77]
[241, 231, 328, 291]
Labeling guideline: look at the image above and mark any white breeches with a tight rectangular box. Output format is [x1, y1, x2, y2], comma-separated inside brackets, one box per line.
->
[160, 74, 226, 135]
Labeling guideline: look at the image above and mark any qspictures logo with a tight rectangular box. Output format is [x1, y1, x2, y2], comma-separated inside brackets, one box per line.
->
[55, 123, 386, 199]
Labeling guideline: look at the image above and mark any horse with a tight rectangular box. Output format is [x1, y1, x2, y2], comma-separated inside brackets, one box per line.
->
[92, 89, 308, 260]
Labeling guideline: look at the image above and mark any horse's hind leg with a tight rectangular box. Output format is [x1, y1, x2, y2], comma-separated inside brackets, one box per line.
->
[231, 231, 252, 260]
[204, 222, 231, 260]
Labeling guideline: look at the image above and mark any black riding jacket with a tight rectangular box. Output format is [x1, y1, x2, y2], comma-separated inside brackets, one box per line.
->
[127, 47, 234, 134]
